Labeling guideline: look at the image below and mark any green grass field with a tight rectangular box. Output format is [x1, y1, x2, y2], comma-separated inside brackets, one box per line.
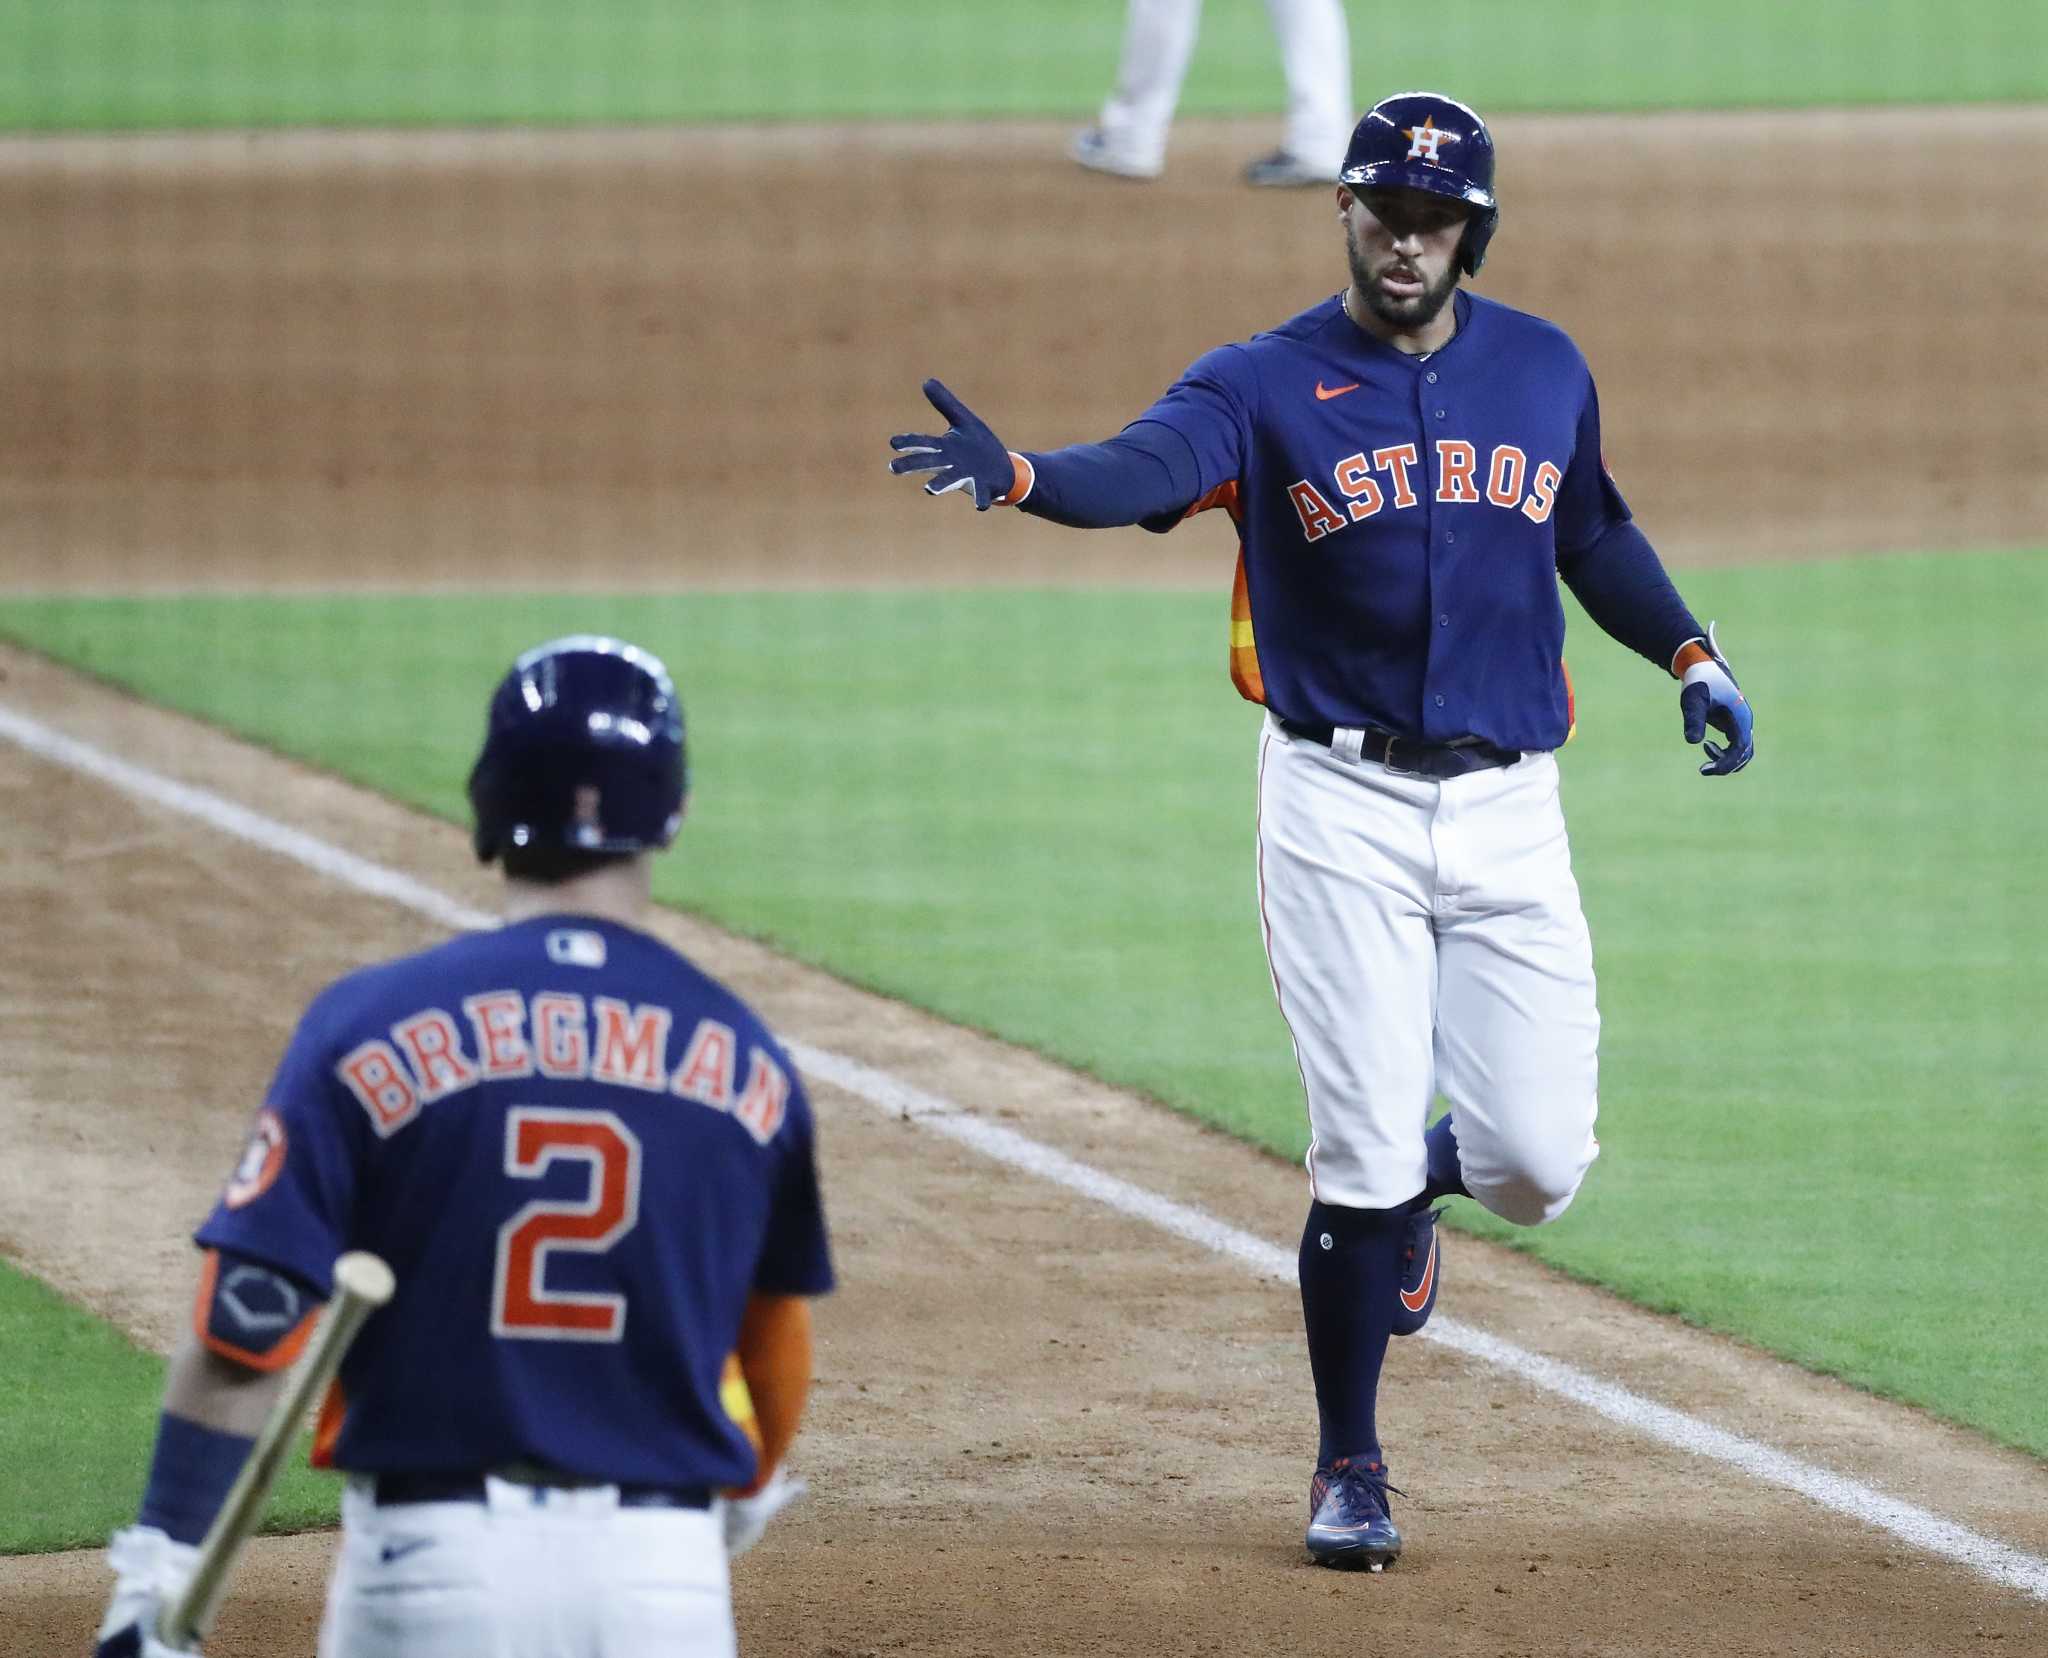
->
[0, 1260, 337, 1552]
[2, 0, 2044, 130]
[4, 548, 2044, 1505]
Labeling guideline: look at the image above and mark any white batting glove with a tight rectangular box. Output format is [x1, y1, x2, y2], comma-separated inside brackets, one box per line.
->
[721, 1468, 807, 1558]
[95, 1525, 203, 1657]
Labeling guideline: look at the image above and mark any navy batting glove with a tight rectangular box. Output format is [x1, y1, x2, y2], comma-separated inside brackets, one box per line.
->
[1678, 622, 1755, 777]
[887, 379, 1017, 511]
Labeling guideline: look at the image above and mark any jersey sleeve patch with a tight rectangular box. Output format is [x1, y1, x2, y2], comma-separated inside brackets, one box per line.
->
[222, 1108, 288, 1209]
[194, 1247, 323, 1372]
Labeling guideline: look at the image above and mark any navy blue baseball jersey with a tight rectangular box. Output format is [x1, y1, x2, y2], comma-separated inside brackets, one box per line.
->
[196, 914, 833, 1491]
[1132, 290, 1629, 751]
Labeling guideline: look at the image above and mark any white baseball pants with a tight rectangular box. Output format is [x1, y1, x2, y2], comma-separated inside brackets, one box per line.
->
[319, 1477, 735, 1657]
[1094, 0, 1353, 172]
[1255, 717, 1601, 1222]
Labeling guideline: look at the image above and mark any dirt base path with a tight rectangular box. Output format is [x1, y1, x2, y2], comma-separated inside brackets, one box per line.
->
[3, 109, 2045, 595]
[5, 646, 2047, 1654]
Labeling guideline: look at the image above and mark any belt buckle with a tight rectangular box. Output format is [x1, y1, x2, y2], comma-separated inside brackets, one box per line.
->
[1381, 733, 1417, 777]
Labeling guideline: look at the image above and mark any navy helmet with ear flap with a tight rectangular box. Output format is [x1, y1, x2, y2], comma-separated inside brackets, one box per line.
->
[468, 635, 687, 864]
[1339, 91, 1499, 276]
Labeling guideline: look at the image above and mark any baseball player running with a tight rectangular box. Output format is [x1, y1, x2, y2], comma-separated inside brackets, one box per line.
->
[890, 92, 1754, 1570]
[95, 635, 834, 1655]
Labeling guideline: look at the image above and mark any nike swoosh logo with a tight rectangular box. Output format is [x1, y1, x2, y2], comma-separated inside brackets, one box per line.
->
[1399, 1233, 1438, 1313]
[379, 1537, 435, 1564]
[1314, 381, 1360, 401]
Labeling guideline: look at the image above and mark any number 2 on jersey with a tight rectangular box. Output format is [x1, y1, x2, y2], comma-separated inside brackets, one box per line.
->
[491, 1107, 643, 1342]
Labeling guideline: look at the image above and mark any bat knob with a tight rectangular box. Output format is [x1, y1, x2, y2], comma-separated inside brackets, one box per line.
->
[333, 1251, 396, 1307]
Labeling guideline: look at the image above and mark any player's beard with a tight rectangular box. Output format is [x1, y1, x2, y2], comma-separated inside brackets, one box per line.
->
[1347, 228, 1460, 331]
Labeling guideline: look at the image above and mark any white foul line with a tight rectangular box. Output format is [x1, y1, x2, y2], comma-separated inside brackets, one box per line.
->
[5, 699, 2044, 1603]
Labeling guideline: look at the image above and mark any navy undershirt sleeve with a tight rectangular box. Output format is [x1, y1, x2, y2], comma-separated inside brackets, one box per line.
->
[137, 1412, 254, 1545]
[1015, 422, 1206, 529]
[1557, 518, 1705, 672]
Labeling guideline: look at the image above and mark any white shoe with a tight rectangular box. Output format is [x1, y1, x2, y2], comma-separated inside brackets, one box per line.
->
[1069, 128, 1163, 181]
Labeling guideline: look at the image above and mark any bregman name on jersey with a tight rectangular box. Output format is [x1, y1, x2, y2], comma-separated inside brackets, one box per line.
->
[335, 992, 789, 1146]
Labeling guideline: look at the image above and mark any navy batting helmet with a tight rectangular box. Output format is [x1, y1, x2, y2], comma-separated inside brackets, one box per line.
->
[1339, 92, 1499, 276]
[468, 635, 687, 864]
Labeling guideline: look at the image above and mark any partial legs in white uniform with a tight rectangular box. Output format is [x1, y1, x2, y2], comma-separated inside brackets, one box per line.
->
[1255, 721, 1599, 1222]
[1255, 720, 1600, 1556]
[320, 1478, 735, 1658]
[1072, 0, 1353, 183]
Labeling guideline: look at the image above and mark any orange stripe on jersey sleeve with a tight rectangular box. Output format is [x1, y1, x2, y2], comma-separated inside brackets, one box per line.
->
[192, 1247, 322, 1373]
[1561, 658, 1577, 743]
[1183, 480, 1242, 522]
[311, 1378, 348, 1469]
[1229, 552, 1266, 707]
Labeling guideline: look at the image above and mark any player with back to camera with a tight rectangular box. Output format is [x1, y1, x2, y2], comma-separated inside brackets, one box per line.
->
[94, 635, 834, 1656]
[889, 92, 1754, 1570]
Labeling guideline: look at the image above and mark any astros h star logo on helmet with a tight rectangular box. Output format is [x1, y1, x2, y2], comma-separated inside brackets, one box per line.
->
[1403, 116, 1459, 162]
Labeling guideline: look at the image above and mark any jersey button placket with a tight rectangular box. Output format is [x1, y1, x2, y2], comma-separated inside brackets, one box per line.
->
[1421, 375, 1456, 741]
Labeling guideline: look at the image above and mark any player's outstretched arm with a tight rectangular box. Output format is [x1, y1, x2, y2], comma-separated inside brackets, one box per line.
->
[888, 378, 1206, 527]
[1673, 624, 1755, 777]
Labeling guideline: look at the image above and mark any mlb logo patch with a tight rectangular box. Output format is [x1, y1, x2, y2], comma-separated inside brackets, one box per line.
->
[224, 1108, 287, 1209]
[547, 929, 608, 969]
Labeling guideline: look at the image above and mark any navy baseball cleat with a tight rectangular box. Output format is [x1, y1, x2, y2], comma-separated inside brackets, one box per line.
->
[1390, 1205, 1443, 1336]
[1306, 1456, 1404, 1570]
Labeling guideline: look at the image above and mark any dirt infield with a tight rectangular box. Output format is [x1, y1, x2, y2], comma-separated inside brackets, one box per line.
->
[2, 109, 2045, 594]
[3, 109, 2048, 1655]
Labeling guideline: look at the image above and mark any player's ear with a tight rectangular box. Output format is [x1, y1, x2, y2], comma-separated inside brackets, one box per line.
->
[1335, 186, 1355, 218]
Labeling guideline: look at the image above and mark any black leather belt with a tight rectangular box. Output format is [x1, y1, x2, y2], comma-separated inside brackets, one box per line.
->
[1276, 718, 1520, 779]
[373, 1472, 713, 1510]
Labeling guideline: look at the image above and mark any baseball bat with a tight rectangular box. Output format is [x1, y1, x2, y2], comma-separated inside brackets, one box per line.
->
[157, 1250, 397, 1650]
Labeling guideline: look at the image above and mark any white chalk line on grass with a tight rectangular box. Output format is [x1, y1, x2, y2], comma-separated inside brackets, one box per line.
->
[6, 698, 2044, 1603]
